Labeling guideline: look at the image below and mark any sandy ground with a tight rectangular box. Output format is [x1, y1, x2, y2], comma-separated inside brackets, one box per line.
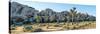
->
[10, 21, 96, 34]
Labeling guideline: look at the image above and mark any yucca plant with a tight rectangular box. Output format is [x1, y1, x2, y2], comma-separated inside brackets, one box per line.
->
[67, 7, 78, 22]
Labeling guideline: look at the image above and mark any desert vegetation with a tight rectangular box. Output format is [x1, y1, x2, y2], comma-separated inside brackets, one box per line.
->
[9, 2, 96, 34]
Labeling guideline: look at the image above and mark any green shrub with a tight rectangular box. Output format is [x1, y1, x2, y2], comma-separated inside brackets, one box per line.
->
[23, 25, 33, 32]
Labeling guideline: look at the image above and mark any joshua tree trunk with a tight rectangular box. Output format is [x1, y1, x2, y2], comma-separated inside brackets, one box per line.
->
[72, 17, 74, 22]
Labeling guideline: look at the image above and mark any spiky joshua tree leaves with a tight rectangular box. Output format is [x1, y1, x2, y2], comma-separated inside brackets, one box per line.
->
[68, 7, 78, 22]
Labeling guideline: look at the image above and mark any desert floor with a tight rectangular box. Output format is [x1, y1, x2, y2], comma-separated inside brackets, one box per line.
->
[10, 21, 96, 34]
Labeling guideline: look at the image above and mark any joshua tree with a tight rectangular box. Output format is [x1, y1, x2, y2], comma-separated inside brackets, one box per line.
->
[68, 7, 78, 22]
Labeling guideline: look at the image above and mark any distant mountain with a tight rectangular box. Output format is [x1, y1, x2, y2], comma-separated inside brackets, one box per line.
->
[39, 8, 57, 16]
[9, 2, 96, 23]
[10, 2, 39, 18]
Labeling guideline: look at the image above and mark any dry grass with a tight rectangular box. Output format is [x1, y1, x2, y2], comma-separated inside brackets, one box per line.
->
[10, 21, 96, 34]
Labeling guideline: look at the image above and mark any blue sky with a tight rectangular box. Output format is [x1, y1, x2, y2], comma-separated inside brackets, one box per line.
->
[11, 0, 96, 16]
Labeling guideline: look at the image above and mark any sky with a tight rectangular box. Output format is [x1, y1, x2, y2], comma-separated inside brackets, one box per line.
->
[10, 0, 96, 16]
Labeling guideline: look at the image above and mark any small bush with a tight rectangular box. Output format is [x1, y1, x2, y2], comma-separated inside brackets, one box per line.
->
[23, 25, 33, 32]
[54, 25, 62, 27]
[33, 28, 44, 32]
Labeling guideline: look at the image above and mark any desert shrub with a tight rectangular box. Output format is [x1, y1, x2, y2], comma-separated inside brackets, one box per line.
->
[23, 25, 33, 32]
[12, 17, 24, 26]
[33, 28, 44, 32]
[54, 24, 62, 27]
[63, 25, 68, 29]
[39, 24, 46, 27]
[34, 16, 41, 23]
